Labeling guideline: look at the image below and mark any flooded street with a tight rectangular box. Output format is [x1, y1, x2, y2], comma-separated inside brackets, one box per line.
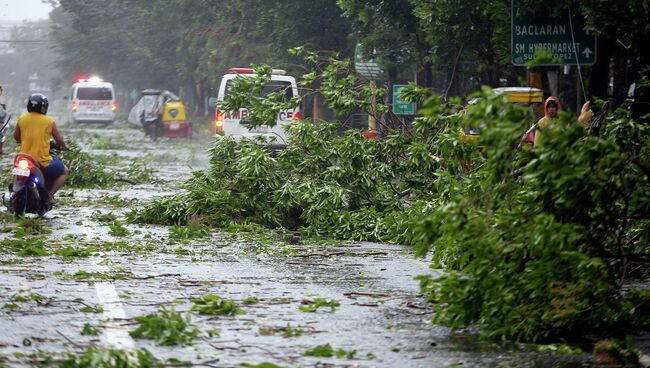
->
[0, 0, 647, 365]
[1, 123, 592, 367]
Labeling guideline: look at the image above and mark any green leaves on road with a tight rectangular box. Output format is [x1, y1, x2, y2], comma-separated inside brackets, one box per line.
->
[57, 347, 164, 368]
[80, 323, 100, 336]
[190, 295, 246, 316]
[299, 297, 341, 313]
[56, 143, 116, 188]
[129, 307, 199, 346]
[304, 343, 356, 359]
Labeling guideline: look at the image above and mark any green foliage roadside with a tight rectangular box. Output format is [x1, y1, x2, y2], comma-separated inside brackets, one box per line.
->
[128, 121, 446, 240]
[129, 59, 649, 345]
[56, 143, 115, 188]
[413, 96, 649, 342]
[128, 57, 474, 239]
[54, 142, 158, 188]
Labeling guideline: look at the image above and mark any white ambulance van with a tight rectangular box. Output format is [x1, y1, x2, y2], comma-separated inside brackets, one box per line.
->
[69, 77, 117, 124]
[214, 68, 299, 149]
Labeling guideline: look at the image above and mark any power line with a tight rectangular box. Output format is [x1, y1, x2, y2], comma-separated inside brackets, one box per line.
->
[568, 5, 587, 103]
[0, 40, 51, 43]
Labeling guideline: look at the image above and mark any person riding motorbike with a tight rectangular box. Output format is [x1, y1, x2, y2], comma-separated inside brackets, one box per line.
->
[13, 93, 69, 204]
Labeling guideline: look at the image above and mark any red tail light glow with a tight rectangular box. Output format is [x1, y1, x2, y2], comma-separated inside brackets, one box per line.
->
[225, 68, 286, 75]
[17, 159, 29, 170]
[72, 102, 78, 112]
[215, 110, 224, 131]
[111, 102, 117, 112]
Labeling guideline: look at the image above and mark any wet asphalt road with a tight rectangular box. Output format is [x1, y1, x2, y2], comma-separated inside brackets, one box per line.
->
[0, 122, 592, 367]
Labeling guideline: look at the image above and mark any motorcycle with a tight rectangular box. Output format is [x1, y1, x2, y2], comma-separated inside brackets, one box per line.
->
[128, 89, 191, 141]
[3, 141, 65, 217]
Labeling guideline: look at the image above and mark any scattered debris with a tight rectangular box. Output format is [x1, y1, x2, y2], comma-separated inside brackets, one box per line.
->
[299, 297, 341, 313]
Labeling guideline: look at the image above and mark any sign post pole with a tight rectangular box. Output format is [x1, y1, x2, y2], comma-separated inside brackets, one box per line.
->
[369, 80, 377, 133]
[354, 44, 383, 138]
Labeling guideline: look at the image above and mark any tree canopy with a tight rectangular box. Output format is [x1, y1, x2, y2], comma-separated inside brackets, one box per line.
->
[46, 0, 650, 118]
[50, 0, 352, 111]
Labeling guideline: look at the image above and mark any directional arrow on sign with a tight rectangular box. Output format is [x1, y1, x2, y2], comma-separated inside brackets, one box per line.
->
[512, 0, 597, 65]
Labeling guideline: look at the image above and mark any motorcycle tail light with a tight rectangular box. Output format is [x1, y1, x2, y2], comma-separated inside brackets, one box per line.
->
[17, 159, 29, 170]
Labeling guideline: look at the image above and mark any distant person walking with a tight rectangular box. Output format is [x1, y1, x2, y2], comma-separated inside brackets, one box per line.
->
[0, 85, 7, 116]
[534, 96, 595, 147]
[0, 85, 8, 154]
[534, 96, 560, 147]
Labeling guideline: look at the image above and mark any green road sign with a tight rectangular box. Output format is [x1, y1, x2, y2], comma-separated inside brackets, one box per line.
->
[355, 43, 383, 79]
[511, 1, 596, 66]
[392, 84, 415, 115]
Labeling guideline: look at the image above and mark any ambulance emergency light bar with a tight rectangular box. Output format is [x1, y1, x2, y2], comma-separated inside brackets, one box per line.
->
[77, 76, 103, 83]
[226, 68, 286, 75]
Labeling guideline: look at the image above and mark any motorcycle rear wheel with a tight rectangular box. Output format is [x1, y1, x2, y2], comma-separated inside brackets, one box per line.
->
[12, 188, 27, 217]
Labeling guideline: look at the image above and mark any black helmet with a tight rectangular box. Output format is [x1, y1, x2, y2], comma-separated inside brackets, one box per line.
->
[27, 93, 49, 114]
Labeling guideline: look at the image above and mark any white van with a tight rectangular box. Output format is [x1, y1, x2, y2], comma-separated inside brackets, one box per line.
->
[214, 68, 299, 149]
[69, 77, 116, 124]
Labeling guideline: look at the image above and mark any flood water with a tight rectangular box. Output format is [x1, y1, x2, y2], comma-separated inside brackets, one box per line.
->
[0, 122, 593, 367]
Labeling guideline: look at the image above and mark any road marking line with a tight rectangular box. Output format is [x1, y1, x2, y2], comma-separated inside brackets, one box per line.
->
[91, 255, 135, 349]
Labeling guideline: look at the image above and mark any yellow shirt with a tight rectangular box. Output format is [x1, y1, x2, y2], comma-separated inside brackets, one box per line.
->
[534, 116, 554, 147]
[18, 112, 54, 167]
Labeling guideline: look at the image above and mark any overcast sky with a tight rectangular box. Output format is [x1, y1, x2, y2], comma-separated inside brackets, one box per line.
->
[0, 0, 54, 23]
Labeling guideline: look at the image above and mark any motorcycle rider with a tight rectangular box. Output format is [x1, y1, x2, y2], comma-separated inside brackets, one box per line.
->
[13, 93, 69, 204]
